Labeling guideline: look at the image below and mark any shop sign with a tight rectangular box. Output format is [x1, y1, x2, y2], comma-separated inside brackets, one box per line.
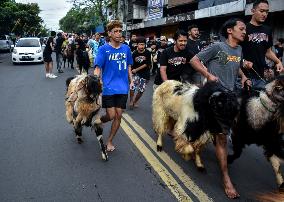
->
[147, 0, 164, 20]
[166, 12, 195, 24]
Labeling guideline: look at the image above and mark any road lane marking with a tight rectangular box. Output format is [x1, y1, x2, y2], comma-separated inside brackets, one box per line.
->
[122, 113, 213, 202]
[120, 119, 193, 202]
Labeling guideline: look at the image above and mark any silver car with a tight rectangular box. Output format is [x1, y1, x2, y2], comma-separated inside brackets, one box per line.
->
[0, 35, 12, 52]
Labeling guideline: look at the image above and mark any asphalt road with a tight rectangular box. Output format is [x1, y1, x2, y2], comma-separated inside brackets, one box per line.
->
[0, 52, 281, 202]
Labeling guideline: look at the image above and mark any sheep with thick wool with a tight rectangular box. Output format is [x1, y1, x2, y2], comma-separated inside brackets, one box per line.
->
[152, 80, 239, 170]
[65, 75, 108, 161]
[229, 77, 284, 190]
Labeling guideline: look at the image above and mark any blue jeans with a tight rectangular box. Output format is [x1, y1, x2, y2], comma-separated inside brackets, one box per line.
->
[250, 78, 267, 90]
[56, 52, 63, 70]
[235, 78, 267, 97]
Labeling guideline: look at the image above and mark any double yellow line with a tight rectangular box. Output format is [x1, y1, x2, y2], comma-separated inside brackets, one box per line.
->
[121, 113, 213, 202]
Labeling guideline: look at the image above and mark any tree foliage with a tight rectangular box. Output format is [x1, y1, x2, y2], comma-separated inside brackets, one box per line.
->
[0, 0, 47, 36]
[60, 0, 118, 33]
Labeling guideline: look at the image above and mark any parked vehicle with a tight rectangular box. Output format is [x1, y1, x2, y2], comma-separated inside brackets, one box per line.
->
[12, 37, 43, 64]
[0, 35, 13, 52]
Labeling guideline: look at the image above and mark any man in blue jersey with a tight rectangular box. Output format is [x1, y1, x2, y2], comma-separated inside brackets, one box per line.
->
[94, 20, 134, 152]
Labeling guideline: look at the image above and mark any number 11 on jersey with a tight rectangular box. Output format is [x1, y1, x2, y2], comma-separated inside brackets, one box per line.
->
[117, 60, 127, 70]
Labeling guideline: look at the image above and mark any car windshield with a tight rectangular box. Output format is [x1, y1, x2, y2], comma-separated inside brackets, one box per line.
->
[16, 39, 40, 47]
[0, 35, 7, 40]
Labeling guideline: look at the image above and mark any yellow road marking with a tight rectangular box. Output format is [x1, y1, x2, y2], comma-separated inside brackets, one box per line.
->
[120, 119, 193, 202]
[122, 113, 213, 202]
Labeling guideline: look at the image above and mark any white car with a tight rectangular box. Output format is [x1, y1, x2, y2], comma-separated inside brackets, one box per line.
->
[12, 37, 43, 64]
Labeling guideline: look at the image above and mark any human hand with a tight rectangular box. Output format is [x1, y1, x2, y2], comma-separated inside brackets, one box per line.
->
[275, 62, 284, 73]
[206, 73, 218, 82]
[129, 81, 134, 89]
[241, 77, 251, 89]
[132, 69, 137, 74]
[243, 60, 253, 69]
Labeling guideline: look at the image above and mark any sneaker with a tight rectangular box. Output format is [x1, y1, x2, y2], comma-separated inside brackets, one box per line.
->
[49, 74, 57, 78]
[46, 73, 50, 78]
[58, 70, 64, 73]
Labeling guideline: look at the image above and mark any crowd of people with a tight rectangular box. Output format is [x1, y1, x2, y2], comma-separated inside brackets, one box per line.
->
[42, 32, 107, 78]
[43, 0, 284, 199]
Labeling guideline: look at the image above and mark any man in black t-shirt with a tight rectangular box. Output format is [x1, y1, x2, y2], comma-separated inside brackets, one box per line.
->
[182, 24, 203, 85]
[242, 0, 283, 89]
[153, 30, 194, 90]
[129, 37, 151, 109]
[153, 36, 168, 89]
[128, 34, 138, 52]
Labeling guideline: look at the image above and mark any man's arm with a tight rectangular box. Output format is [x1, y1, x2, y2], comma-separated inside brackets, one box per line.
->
[132, 64, 147, 74]
[94, 66, 101, 78]
[190, 56, 218, 82]
[160, 66, 167, 81]
[128, 65, 134, 88]
[266, 48, 284, 72]
[238, 68, 251, 88]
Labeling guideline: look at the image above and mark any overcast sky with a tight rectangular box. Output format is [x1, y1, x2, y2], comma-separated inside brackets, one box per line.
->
[16, 0, 73, 30]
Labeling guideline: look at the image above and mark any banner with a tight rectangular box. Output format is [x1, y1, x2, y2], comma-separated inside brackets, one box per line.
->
[147, 0, 164, 21]
[166, 11, 195, 24]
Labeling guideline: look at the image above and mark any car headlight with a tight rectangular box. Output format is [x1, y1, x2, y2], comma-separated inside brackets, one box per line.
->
[13, 49, 17, 54]
[36, 49, 42, 53]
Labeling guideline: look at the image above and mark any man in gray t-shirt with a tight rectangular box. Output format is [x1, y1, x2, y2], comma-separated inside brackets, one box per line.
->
[196, 42, 242, 91]
[190, 18, 251, 199]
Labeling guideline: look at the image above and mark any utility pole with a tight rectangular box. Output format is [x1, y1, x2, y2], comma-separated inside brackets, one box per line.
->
[123, 0, 128, 38]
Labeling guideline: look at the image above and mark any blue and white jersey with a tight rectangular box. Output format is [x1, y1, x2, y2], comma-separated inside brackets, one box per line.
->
[95, 43, 133, 95]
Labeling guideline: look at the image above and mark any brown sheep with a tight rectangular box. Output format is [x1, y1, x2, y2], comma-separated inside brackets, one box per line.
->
[65, 75, 108, 161]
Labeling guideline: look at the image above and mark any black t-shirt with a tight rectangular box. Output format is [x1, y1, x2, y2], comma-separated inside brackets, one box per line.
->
[43, 43, 53, 56]
[157, 44, 168, 64]
[274, 45, 284, 61]
[242, 23, 273, 78]
[154, 46, 194, 85]
[186, 38, 201, 55]
[55, 37, 64, 53]
[132, 49, 151, 80]
[184, 38, 201, 75]
[129, 40, 138, 52]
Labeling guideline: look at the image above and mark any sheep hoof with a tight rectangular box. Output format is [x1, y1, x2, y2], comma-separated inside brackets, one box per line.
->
[197, 167, 206, 173]
[279, 183, 284, 192]
[157, 145, 163, 152]
[77, 138, 83, 144]
[102, 153, 108, 161]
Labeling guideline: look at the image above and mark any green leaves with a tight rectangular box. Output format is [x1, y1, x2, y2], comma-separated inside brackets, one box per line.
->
[0, 0, 45, 36]
[60, 0, 118, 33]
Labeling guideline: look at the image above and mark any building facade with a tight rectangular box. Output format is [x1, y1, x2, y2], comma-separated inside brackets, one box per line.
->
[120, 0, 284, 43]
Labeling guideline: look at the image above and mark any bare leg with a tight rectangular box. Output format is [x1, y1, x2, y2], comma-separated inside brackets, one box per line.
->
[44, 62, 49, 74]
[48, 62, 53, 74]
[133, 92, 143, 107]
[99, 107, 121, 151]
[106, 107, 123, 151]
[215, 133, 239, 199]
[129, 90, 135, 108]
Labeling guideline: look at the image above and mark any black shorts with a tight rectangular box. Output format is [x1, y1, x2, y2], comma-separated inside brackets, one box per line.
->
[43, 56, 52, 63]
[102, 94, 128, 109]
